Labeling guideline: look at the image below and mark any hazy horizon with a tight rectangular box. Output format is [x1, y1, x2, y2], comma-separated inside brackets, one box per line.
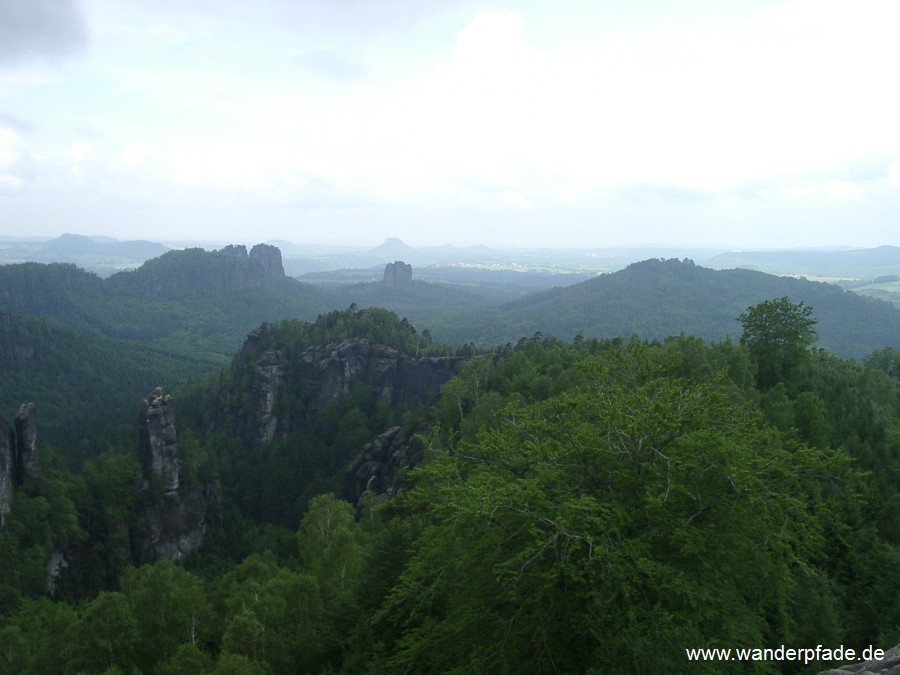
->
[2, 1, 899, 250]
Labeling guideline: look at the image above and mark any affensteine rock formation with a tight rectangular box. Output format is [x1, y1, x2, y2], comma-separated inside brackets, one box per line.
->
[229, 335, 463, 453]
[139, 387, 219, 563]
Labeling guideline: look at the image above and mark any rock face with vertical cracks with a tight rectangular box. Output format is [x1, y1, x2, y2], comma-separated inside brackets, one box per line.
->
[14, 403, 38, 487]
[139, 389, 179, 493]
[0, 417, 12, 529]
[343, 425, 428, 515]
[229, 336, 463, 453]
[139, 388, 220, 563]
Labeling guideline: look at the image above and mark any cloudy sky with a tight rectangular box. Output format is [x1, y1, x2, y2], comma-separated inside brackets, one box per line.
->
[1, 0, 899, 249]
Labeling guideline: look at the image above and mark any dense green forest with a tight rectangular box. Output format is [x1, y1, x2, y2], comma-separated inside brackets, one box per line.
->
[1, 299, 898, 673]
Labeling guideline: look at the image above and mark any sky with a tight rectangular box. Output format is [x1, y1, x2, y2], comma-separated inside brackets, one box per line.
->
[1, 0, 899, 250]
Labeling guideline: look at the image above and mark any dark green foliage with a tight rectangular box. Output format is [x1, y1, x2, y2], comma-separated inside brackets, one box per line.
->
[740, 297, 818, 389]
[2, 287, 900, 674]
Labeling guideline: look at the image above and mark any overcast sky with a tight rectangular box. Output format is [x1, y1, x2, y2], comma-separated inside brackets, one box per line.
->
[1, 0, 899, 249]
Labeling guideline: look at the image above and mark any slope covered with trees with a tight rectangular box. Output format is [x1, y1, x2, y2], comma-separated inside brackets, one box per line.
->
[427, 258, 900, 359]
[0, 302, 898, 673]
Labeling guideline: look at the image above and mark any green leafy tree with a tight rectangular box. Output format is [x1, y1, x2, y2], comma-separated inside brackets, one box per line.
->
[377, 345, 847, 673]
[120, 559, 215, 672]
[739, 297, 817, 389]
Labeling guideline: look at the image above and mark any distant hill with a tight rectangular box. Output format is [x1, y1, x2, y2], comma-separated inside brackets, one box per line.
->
[426, 258, 900, 359]
[0, 234, 169, 276]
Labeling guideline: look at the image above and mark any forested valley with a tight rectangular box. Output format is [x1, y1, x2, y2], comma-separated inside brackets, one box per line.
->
[1, 248, 899, 673]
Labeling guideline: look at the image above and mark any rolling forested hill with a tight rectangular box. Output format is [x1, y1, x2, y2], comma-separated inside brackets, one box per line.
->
[425, 258, 900, 359]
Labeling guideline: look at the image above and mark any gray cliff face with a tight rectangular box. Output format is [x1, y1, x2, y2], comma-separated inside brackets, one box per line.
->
[139, 388, 178, 493]
[343, 425, 426, 514]
[139, 388, 220, 563]
[235, 337, 463, 452]
[109, 243, 285, 297]
[0, 418, 12, 528]
[243, 350, 284, 449]
[383, 260, 412, 286]
[819, 645, 900, 674]
[14, 403, 38, 487]
[249, 243, 285, 279]
[298, 338, 461, 410]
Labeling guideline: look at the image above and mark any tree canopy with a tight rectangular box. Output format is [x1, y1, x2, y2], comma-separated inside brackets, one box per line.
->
[739, 297, 817, 388]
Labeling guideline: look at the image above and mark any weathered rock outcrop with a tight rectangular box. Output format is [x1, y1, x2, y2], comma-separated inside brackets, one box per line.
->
[14, 403, 38, 487]
[343, 425, 426, 515]
[0, 403, 39, 528]
[0, 417, 12, 528]
[139, 388, 220, 563]
[139, 389, 179, 493]
[383, 260, 412, 286]
[249, 243, 285, 279]
[242, 350, 284, 449]
[298, 338, 460, 410]
[819, 645, 900, 674]
[108, 243, 285, 297]
[235, 337, 463, 452]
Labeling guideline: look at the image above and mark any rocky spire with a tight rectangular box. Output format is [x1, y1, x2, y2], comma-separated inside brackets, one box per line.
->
[139, 387, 179, 493]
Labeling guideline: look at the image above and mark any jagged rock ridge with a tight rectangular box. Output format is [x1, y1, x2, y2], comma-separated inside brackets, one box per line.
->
[108, 243, 285, 297]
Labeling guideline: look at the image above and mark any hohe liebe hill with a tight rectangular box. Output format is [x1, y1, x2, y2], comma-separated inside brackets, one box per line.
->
[0, 244, 899, 673]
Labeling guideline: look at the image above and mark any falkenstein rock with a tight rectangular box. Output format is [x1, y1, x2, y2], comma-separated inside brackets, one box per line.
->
[383, 260, 412, 286]
[139, 387, 220, 563]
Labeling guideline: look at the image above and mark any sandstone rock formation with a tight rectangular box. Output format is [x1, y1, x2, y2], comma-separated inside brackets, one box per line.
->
[249, 243, 285, 279]
[108, 243, 285, 297]
[0, 403, 39, 528]
[14, 403, 38, 487]
[0, 417, 12, 528]
[139, 388, 220, 563]
[819, 645, 900, 674]
[383, 260, 412, 286]
[343, 425, 426, 515]
[140, 389, 178, 493]
[297, 338, 460, 410]
[233, 336, 463, 452]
